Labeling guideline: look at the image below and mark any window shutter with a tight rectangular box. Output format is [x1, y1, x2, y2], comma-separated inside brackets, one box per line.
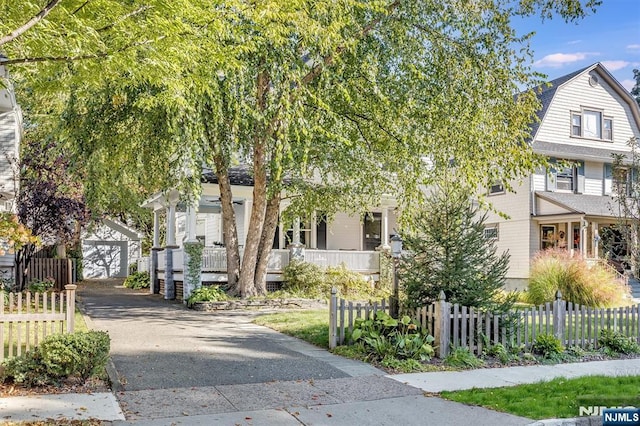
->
[576, 161, 585, 194]
[604, 163, 613, 195]
[546, 158, 557, 192]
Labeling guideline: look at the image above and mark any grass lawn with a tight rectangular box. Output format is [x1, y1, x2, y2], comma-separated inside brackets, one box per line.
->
[440, 375, 640, 420]
[254, 309, 330, 348]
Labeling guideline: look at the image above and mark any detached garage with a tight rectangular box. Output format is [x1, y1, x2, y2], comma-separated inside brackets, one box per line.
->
[82, 219, 142, 278]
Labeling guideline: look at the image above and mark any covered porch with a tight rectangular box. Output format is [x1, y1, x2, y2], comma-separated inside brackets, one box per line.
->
[533, 192, 630, 274]
[140, 178, 398, 301]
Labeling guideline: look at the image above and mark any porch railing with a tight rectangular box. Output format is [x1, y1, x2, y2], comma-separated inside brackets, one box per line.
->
[305, 249, 380, 272]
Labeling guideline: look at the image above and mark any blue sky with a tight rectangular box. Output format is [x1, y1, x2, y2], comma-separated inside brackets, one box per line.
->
[511, 0, 640, 91]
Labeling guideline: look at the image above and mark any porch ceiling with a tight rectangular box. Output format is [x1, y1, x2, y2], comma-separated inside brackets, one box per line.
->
[535, 191, 619, 218]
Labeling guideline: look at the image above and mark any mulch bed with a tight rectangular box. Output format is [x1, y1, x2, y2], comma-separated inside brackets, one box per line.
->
[0, 376, 110, 398]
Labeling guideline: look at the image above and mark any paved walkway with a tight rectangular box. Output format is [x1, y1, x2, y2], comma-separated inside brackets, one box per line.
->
[2, 280, 637, 425]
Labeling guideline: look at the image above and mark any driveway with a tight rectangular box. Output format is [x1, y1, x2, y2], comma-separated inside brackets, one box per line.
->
[77, 280, 532, 425]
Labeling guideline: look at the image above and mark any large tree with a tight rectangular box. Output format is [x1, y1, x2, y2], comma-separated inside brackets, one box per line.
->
[3, 0, 602, 297]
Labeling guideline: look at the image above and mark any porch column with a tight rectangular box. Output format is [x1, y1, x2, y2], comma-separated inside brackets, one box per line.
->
[183, 201, 202, 302]
[565, 221, 571, 251]
[580, 217, 587, 258]
[592, 222, 599, 259]
[381, 208, 390, 249]
[153, 209, 161, 247]
[186, 203, 198, 243]
[289, 217, 305, 261]
[150, 208, 161, 294]
[166, 203, 177, 247]
[164, 201, 178, 300]
[310, 212, 317, 249]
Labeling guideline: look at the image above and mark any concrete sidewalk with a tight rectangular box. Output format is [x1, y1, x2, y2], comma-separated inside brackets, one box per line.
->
[390, 358, 640, 392]
[3, 359, 639, 425]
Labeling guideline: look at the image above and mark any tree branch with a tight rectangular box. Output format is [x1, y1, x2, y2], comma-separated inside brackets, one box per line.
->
[0, 37, 164, 66]
[300, 0, 400, 86]
[0, 0, 62, 47]
[96, 6, 152, 33]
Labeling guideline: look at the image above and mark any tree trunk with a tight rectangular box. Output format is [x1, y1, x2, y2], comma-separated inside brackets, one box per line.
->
[254, 192, 281, 293]
[237, 67, 270, 297]
[214, 157, 240, 292]
[14, 243, 36, 292]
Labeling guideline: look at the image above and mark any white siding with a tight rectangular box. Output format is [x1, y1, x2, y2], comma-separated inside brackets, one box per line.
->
[536, 71, 640, 152]
[203, 213, 222, 246]
[483, 178, 531, 279]
[584, 161, 604, 195]
[327, 213, 361, 250]
[532, 169, 546, 191]
[0, 112, 18, 200]
[234, 203, 245, 246]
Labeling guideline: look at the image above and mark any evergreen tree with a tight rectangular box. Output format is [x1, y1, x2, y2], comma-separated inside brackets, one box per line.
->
[400, 184, 510, 310]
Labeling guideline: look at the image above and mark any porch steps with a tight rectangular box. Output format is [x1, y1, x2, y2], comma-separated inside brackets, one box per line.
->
[629, 276, 640, 299]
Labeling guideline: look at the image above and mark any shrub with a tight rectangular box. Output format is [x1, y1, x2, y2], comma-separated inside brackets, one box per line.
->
[532, 334, 563, 358]
[186, 285, 228, 307]
[1, 331, 110, 386]
[123, 271, 150, 289]
[528, 249, 629, 307]
[282, 260, 327, 298]
[283, 261, 384, 300]
[28, 278, 55, 293]
[598, 329, 640, 355]
[444, 347, 485, 369]
[351, 311, 434, 361]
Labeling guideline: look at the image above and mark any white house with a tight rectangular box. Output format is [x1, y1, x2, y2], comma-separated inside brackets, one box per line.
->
[142, 166, 399, 300]
[485, 63, 640, 290]
[0, 58, 21, 281]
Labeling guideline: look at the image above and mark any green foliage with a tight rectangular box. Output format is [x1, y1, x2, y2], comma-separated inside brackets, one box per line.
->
[282, 261, 383, 300]
[528, 249, 629, 307]
[352, 311, 435, 362]
[484, 343, 513, 365]
[27, 278, 55, 293]
[444, 347, 485, 369]
[598, 329, 640, 355]
[282, 261, 326, 298]
[123, 271, 150, 290]
[186, 285, 228, 308]
[532, 334, 563, 358]
[1, 331, 110, 386]
[400, 184, 511, 311]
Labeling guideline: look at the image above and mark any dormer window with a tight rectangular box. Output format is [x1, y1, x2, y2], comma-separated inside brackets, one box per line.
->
[570, 109, 613, 141]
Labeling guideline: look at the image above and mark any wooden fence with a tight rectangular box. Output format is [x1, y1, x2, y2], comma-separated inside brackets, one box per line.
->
[26, 258, 77, 290]
[0, 285, 76, 361]
[329, 289, 640, 358]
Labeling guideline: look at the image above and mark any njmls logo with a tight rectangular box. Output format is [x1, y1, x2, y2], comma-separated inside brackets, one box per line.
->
[579, 406, 638, 417]
[602, 408, 640, 426]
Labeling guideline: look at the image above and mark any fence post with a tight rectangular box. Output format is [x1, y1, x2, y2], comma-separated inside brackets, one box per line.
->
[329, 287, 338, 349]
[434, 291, 449, 358]
[553, 290, 565, 344]
[65, 284, 77, 333]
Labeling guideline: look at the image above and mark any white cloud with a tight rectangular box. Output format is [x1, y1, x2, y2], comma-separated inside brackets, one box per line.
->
[621, 79, 635, 92]
[534, 52, 597, 68]
[627, 44, 640, 49]
[601, 60, 630, 71]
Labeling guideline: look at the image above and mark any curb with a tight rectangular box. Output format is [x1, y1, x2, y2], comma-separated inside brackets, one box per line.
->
[527, 416, 601, 425]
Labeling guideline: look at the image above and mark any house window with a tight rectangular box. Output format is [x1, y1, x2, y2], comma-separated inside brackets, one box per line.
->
[483, 224, 499, 240]
[556, 166, 574, 192]
[541, 225, 556, 250]
[571, 114, 581, 136]
[363, 212, 382, 251]
[570, 109, 613, 141]
[488, 181, 504, 195]
[603, 118, 613, 140]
